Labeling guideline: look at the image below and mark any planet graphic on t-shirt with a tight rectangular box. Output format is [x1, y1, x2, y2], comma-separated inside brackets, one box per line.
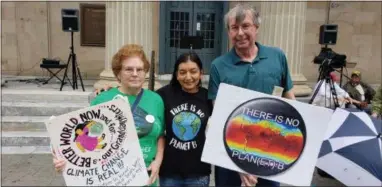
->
[223, 97, 306, 176]
[172, 112, 201, 141]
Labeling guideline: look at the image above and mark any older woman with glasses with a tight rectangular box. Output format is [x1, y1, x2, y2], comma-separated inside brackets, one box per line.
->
[52, 44, 165, 186]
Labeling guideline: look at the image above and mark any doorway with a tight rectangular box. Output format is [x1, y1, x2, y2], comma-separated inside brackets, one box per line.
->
[159, 1, 228, 74]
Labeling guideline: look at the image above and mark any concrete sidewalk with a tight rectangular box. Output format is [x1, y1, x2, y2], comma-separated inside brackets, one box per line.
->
[1, 154, 345, 186]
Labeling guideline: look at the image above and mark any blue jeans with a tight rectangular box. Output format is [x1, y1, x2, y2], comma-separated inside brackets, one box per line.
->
[160, 175, 210, 187]
[215, 166, 280, 187]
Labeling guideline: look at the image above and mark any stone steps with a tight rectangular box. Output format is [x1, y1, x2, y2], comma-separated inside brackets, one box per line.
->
[1, 89, 92, 103]
[2, 131, 50, 147]
[1, 89, 92, 154]
[2, 116, 50, 131]
[1, 146, 52, 155]
[2, 101, 88, 116]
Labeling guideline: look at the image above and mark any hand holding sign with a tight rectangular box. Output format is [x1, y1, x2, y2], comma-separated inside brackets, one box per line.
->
[52, 148, 66, 173]
[239, 173, 258, 186]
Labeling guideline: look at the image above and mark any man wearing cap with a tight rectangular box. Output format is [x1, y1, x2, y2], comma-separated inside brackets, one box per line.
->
[342, 70, 376, 113]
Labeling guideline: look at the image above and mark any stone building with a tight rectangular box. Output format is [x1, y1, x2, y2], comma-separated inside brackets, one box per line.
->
[2, 1, 381, 96]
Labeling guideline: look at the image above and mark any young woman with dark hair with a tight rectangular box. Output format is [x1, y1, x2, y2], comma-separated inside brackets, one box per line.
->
[156, 52, 213, 186]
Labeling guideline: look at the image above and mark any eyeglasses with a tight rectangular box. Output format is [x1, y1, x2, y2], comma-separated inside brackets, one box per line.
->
[229, 23, 256, 32]
[124, 67, 145, 75]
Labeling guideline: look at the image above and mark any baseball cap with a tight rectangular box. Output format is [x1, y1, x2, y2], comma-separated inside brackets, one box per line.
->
[351, 70, 361, 77]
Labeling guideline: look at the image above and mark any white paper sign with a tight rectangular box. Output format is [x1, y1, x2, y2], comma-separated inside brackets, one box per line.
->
[201, 83, 333, 186]
[196, 22, 201, 31]
[272, 86, 284, 97]
[46, 99, 149, 186]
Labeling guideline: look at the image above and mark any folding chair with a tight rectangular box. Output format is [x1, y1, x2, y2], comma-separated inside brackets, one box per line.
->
[40, 63, 68, 85]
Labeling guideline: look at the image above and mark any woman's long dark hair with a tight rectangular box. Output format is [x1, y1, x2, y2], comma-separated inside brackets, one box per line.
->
[169, 52, 203, 89]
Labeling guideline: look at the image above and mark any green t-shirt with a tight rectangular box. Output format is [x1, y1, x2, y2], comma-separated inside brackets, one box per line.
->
[90, 87, 165, 167]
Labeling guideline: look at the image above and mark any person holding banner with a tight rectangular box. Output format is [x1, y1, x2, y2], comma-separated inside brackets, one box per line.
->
[207, 4, 295, 187]
[53, 44, 165, 186]
[156, 52, 212, 186]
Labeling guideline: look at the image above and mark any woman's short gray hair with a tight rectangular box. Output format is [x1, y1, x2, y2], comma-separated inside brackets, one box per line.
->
[224, 3, 261, 29]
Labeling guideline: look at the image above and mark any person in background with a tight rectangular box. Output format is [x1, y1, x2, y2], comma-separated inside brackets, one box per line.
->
[207, 3, 295, 187]
[52, 44, 165, 186]
[343, 70, 376, 113]
[311, 72, 355, 109]
[156, 52, 212, 186]
[371, 86, 382, 118]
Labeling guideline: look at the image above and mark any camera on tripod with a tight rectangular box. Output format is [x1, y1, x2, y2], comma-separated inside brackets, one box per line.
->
[313, 47, 347, 70]
[309, 24, 347, 109]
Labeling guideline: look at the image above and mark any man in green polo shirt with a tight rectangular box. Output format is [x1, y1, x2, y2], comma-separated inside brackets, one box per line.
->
[208, 3, 296, 187]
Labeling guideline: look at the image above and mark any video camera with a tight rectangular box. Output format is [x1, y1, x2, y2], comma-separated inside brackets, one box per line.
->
[313, 47, 347, 69]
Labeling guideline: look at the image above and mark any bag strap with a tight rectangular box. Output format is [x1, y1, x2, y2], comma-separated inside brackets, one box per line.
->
[131, 89, 144, 112]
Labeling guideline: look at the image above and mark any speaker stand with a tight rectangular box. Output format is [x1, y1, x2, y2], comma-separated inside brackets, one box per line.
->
[60, 31, 85, 91]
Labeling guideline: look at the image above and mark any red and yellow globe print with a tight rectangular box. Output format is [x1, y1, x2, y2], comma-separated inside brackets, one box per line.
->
[223, 98, 306, 176]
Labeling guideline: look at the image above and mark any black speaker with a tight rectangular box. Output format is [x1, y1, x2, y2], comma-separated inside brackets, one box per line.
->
[319, 24, 338, 45]
[62, 9, 79, 32]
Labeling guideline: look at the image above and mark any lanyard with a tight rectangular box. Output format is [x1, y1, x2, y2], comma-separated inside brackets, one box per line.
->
[131, 89, 143, 112]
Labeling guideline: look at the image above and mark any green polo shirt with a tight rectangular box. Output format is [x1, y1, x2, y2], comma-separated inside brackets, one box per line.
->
[208, 42, 293, 100]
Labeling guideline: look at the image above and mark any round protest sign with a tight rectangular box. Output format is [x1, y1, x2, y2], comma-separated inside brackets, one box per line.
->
[223, 97, 307, 176]
[47, 99, 149, 186]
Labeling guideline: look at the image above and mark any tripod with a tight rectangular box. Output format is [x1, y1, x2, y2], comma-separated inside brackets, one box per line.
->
[60, 31, 85, 91]
[309, 59, 340, 108]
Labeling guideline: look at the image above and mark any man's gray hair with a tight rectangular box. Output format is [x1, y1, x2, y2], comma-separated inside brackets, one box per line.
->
[224, 3, 261, 29]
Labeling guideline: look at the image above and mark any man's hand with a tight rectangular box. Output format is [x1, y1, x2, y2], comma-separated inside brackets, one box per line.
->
[343, 97, 353, 104]
[283, 90, 296, 100]
[146, 159, 161, 186]
[239, 173, 258, 186]
[95, 85, 113, 95]
[371, 112, 378, 118]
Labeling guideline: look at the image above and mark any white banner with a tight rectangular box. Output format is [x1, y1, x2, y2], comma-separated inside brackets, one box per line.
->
[201, 83, 333, 186]
[46, 99, 149, 186]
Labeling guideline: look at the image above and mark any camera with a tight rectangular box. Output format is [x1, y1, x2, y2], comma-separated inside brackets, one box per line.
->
[313, 47, 347, 69]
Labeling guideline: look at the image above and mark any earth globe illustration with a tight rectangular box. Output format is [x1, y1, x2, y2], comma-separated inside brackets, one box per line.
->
[172, 112, 201, 141]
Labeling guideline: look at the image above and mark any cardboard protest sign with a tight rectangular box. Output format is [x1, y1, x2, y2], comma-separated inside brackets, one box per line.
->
[46, 99, 149, 186]
[201, 83, 333, 186]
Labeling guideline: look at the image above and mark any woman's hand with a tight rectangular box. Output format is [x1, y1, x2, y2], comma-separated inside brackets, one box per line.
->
[52, 149, 66, 173]
[146, 159, 161, 186]
[239, 173, 258, 186]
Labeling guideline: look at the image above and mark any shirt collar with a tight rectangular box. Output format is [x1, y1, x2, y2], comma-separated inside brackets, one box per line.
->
[229, 42, 268, 64]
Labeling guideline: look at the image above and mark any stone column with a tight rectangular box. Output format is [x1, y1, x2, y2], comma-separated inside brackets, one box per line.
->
[258, 2, 312, 96]
[94, 2, 158, 89]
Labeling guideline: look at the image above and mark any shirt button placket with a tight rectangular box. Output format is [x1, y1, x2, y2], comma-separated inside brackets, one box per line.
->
[249, 63, 256, 74]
